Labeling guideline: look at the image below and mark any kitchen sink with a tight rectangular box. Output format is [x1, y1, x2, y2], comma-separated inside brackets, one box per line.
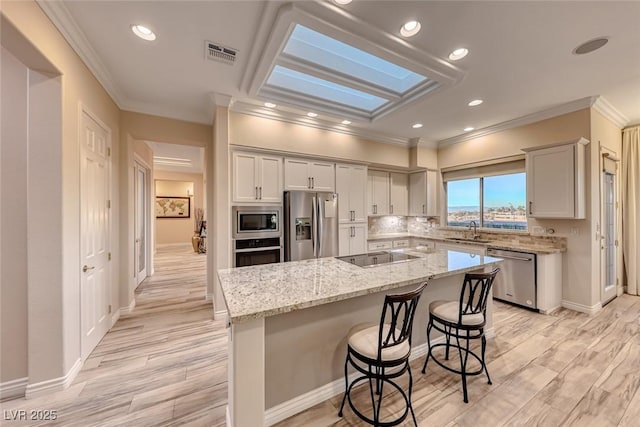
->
[446, 237, 492, 244]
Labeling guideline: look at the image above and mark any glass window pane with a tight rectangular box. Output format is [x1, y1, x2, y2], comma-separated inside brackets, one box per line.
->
[266, 65, 389, 112]
[283, 25, 428, 95]
[482, 173, 527, 230]
[447, 178, 480, 226]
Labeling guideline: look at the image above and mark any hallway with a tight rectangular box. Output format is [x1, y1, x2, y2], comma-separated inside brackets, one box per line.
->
[1, 245, 226, 426]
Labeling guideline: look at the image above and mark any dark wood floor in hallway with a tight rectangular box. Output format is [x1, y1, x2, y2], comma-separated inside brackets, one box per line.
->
[2, 244, 640, 426]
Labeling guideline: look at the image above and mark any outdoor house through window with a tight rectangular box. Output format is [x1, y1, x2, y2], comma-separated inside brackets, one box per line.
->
[444, 160, 527, 231]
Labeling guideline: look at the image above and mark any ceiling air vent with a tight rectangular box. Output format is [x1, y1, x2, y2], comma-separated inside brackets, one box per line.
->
[205, 41, 237, 65]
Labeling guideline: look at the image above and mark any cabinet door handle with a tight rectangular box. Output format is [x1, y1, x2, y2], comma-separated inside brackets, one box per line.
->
[259, 186, 262, 200]
[422, 204, 425, 214]
[390, 205, 394, 214]
[351, 210, 355, 221]
[529, 201, 533, 215]
[311, 177, 315, 189]
[308, 177, 311, 189]
[255, 186, 259, 200]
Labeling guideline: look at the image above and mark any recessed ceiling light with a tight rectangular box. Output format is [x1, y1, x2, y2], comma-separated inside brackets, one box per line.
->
[131, 24, 156, 41]
[464, 127, 474, 132]
[412, 123, 423, 129]
[468, 99, 483, 107]
[573, 37, 609, 55]
[334, 0, 353, 4]
[307, 112, 318, 118]
[342, 120, 352, 125]
[448, 48, 468, 61]
[400, 20, 421, 37]
[264, 102, 277, 108]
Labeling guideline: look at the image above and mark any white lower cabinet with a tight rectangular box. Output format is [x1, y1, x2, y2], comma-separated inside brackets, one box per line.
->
[392, 239, 409, 248]
[367, 240, 392, 251]
[411, 238, 435, 249]
[537, 252, 562, 314]
[339, 223, 367, 256]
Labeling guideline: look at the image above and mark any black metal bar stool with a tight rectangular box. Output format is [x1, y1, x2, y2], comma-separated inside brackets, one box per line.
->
[338, 282, 427, 426]
[421, 268, 500, 403]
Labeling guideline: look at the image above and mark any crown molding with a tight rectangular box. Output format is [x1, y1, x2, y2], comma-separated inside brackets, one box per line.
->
[408, 137, 438, 149]
[231, 101, 409, 146]
[591, 96, 629, 129]
[37, 0, 125, 108]
[438, 96, 597, 147]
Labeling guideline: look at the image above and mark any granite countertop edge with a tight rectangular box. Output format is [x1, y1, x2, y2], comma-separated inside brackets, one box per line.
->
[367, 233, 565, 254]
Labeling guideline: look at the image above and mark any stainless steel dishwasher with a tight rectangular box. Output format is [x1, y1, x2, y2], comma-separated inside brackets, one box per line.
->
[486, 248, 537, 310]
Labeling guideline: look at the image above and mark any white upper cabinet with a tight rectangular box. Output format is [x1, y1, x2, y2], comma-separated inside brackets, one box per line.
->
[368, 170, 389, 216]
[336, 164, 367, 223]
[284, 158, 335, 192]
[232, 151, 282, 203]
[389, 172, 408, 216]
[523, 138, 588, 219]
[409, 170, 438, 216]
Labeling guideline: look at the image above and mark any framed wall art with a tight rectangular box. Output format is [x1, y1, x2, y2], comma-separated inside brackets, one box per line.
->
[155, 196, 190, 218]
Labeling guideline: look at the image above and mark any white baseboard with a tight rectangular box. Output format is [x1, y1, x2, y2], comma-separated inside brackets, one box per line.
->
[156, 243, 192, 248]
[25, 358, 82, 399]
[111, 308, 121, 326]
[263, 328, 498, 426]
[561, 300, 602, 315]
[0, 377, 28, 401]
[226, 405, 231, 427]
[120, 298, 136, 315]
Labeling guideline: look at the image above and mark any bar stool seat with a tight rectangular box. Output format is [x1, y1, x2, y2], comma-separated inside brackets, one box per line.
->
[338, 282, 427, 426]
[422, 268, 500, 403]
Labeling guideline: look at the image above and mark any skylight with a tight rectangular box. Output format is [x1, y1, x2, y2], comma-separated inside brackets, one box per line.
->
[266, 65, 389, 112]
[282, 25, 428, 95]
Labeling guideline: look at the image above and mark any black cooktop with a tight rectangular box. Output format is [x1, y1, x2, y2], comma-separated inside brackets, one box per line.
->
[336, 251, 420, 268]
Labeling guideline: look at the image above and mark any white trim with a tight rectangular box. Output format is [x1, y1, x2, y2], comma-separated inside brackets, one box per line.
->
[25, 358, 82, 399]
[111, 308, 121, 327]
[592, 96, 629, 128]
[263, 327, 494, 426]
[231, 101, 409, 146]
[206, 292, 214, 302]
[155, 243, 192, 248]
[0, 377, 28, 401]
[561, 300, 603, 315]
[438, 97, 597, 147]
[120, 298, 136, 315]
[214, 309, 227, 321]
[226, 405, 232, 427]
[37, 1, 124, 108]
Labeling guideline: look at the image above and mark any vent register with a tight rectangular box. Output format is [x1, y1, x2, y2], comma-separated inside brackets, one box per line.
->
[206, 41, 237, 64]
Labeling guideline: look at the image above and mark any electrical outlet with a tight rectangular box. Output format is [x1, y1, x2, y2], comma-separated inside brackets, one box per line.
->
[532, 226, 545, 235]
[570, 227, 579, 235]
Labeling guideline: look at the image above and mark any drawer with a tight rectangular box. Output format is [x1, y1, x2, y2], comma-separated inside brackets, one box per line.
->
[368, 241, 392, 251]
[412, 239, 435, 249]
[393, 239, 410, 248]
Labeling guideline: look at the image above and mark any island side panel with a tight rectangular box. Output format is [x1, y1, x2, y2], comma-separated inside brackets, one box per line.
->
[264, 270, 493, 409]
[229, 317, 265, 427]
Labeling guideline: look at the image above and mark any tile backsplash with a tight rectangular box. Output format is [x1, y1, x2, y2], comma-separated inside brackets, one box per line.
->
[368, 216, 407, 234]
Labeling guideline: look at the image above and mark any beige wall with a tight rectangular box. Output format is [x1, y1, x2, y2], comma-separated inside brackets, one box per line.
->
[1, 1, 121, 390]
[154, 173, 204, 245]
[229, 112, 410, 168]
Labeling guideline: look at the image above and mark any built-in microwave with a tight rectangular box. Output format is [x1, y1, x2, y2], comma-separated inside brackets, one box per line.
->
[232, 206, 281, 239]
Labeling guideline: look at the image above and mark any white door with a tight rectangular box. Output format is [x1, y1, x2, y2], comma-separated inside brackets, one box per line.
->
[258, 155, 282, 203]
[310, 161, 335, 192]
[232, 152, 258, 202]
[350, 166, 367, 222]
[284, 158, 311, 191]
[601, 166, 617, 304]
[351, 223, 367, 255]
[135, 163, 148, 286]
[409, 172, 426, 216]
[80, 111, 111, 360]
[389, 172, 408, 216]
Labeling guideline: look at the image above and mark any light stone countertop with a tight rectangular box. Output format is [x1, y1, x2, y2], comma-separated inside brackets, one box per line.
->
[367, 233, 565, 254]
[218, 249, 502, 323]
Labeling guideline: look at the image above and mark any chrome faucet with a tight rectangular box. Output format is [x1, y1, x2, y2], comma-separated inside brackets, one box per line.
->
[468, 220, 479, 240]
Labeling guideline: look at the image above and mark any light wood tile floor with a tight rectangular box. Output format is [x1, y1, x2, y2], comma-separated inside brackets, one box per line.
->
[1, 245, 226, 427]
[3, 245, 640, 426]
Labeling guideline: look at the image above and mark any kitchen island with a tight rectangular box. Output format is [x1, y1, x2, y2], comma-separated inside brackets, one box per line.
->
[218, 248, 502, 426]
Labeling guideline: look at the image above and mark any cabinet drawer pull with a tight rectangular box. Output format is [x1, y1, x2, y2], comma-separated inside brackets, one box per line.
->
[311, 177, 315, 189]
[255, 186, 259, 199]
[308, 177, 311, 189]
[259, 186, 262, 200]
[529, 201, 532, 215]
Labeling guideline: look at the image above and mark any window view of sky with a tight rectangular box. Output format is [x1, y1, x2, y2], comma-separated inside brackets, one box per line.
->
[447, 173, 527, 230]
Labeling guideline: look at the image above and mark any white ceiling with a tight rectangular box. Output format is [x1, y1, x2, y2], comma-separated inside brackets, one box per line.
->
[41, 1, 640, 145]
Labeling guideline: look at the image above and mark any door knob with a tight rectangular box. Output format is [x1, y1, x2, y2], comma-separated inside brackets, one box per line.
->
[83, 265, 95, 273]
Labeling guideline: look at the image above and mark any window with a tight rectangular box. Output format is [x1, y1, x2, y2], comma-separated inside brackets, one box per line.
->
[444, 161, 527, 231]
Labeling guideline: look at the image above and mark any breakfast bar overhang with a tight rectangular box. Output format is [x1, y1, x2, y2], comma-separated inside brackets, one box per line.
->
[218, 249, 502, 426]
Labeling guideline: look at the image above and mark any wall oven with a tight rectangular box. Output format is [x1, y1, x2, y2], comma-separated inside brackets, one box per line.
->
[232, 206, 282, 267]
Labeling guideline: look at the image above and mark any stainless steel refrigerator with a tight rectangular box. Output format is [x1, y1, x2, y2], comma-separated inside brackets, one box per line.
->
[284, 191, 339, 261]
